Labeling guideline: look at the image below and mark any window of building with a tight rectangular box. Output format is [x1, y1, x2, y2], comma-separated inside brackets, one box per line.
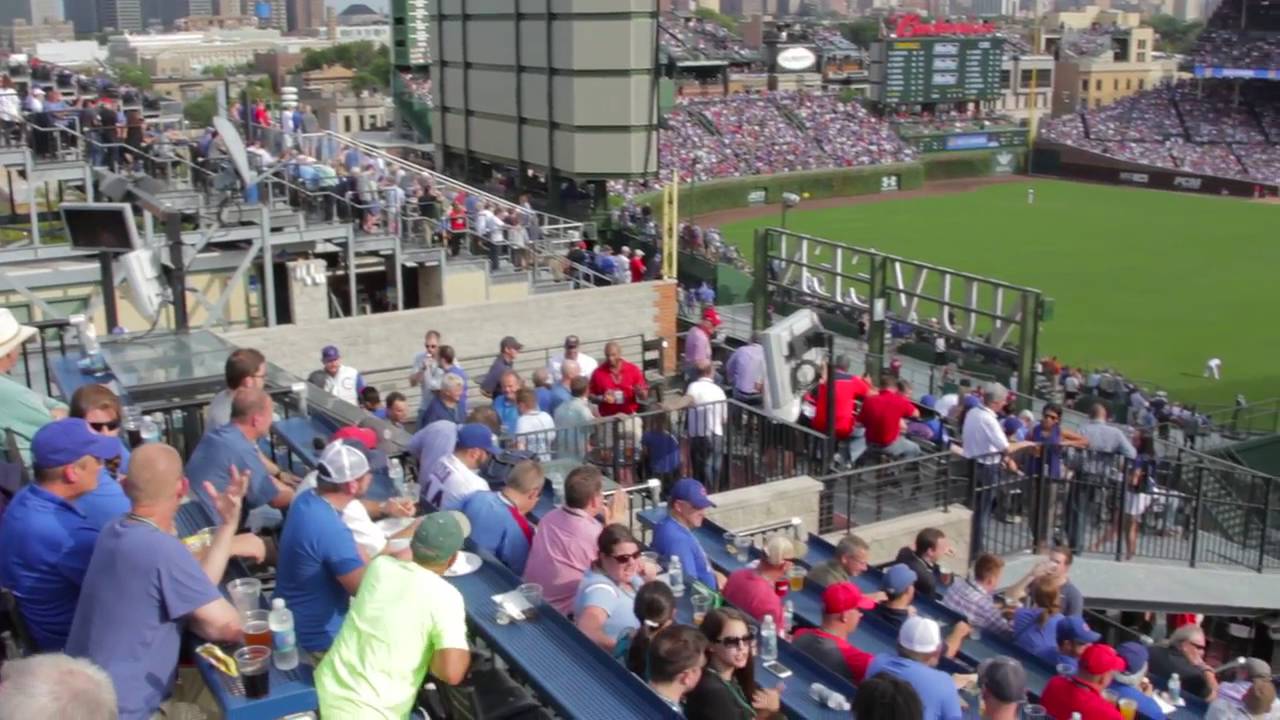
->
[368, 114, 378, 127]
[1095, 79, 1103, 91]
[1020, 69, 1035, 87]
[1001, 70, 1011, 89]
[1138, 52, 1146, 62]
[1126, 78, 1132, 90]
[1095, 97, 1103, 108]
[1114, 79, 1119, 90]
[1082, 78, 1089, 91]
[343, 116, 352, 133]
[1037, 71, 1051, 88]
[1138, 39, 1147, 49]
[1138, 79, 1145, 89]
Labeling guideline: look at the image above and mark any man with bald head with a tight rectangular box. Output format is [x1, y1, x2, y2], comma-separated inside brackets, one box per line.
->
[67, 443, 245, 720]
[548, 357, 579, 415]
[589, 341, 647, 417]
[186, 387, 296, 529]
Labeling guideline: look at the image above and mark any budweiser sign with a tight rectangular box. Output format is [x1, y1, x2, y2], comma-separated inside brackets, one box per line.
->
[893, 14, 996, 37]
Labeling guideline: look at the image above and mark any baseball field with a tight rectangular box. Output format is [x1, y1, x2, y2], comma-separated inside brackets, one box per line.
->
[714, 178, 1280, 409]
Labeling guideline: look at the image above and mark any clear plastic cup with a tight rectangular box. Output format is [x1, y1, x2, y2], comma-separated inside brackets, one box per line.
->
[234, 645, 271, 699]
[517, 583, 543, 620]
[226, 577, 262, 616]
[691, 593, 712, 625]
[1023, 704, 1047, 719]
[734, 535, 752, 563]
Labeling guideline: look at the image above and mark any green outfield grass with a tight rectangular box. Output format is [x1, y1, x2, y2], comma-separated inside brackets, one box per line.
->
[717, 178, 1280, 409]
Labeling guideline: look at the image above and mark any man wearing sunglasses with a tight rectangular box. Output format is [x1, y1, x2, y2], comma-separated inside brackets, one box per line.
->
[1148, 624, 1219, 701]
[409, 330, 444, 420]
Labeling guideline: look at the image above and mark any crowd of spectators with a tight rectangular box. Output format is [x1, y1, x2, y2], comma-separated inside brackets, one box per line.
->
[892, 110, 1019, 136]
[659, 16, 758, 63]
[398, 71, 433, 108]
[1060, 26, 1118, 58]
[1190, 29, 1280, 71]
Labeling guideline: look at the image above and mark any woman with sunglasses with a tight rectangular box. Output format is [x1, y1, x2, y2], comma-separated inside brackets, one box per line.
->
[573, 524, 658, 652]
[68, 384, 133, 531]
[685, 607, 782, 720]
[1026, 403, 1088, 480]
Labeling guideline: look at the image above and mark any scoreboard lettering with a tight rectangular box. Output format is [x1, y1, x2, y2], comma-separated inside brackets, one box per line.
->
[874, 37, 1004, 104]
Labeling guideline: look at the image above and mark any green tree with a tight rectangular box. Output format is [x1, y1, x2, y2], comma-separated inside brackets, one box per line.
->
[184, 91, 217, 127]
[298, 40, 391, 89]
[692, 7, 739, 34]
[1145, 14, 1205, 54]
[110, 62, 152, 89]
[840, 18, 881, 49]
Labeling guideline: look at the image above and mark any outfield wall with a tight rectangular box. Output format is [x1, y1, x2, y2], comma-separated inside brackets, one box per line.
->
[1032, 143, 1276, 198]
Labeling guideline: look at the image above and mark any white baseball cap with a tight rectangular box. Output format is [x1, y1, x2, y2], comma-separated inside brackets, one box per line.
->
[899, 616, 942, 654]
[316, 441, 370, 484]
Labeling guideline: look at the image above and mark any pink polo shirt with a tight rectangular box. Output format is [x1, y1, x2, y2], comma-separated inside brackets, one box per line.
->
[522, 506, 601, 615]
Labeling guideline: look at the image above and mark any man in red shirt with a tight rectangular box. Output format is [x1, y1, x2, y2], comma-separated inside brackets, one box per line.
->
[630, 249, 646, 283]
[807, 356, 874, 462]
[588, 341, 648, 417]
[792, 582, 877, 684]
[722, 535, 802, 627]
[1040, 643, 1126, 720]
[858, 374, 922, 459]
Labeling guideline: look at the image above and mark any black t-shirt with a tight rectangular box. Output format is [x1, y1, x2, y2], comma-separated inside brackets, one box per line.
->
[871, 603, 912, 629]
[1147, 645, 1210, 699]
[895, 546, 941, 598]
[791, 631, 854, 683]
[684, 671, 755, 720]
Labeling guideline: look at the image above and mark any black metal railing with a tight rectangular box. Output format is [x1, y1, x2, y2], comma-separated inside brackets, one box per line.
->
[500, 398, 830, 494]
[815, 451, 962, 534]
[16, 319, 71, 397]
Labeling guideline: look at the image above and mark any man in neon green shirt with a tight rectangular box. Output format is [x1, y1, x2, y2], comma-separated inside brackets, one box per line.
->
[316, 510, 472, 719]
[0, 309, 68, 465]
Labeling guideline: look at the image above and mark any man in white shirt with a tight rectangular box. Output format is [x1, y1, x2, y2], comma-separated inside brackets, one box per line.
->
[1204, 357, 1222, 381]
[421, 424, 500, 511]
[683, 359, 727, 490]
[408, 330, 444, 412]
[318, 345, 364, 406]
[548, 335, 598, 381]
[962, 383, 1031, 553]
[514, 388, 555, 461]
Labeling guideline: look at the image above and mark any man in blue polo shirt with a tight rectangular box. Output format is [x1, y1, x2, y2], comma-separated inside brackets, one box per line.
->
[0, 418, 119, 650]
[1041, 615, 1100, 673]
[461, 460, 545, 574]
[651, 478, 724, 591]
[275, 442, 371, 657]
[1109, 642, 1165, 720]
[866, 616, 965, 720]
[185, 388, 296, 529]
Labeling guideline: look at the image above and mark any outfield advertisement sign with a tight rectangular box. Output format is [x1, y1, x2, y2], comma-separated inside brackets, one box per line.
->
[880, 175, 900, 192]
[992, 151, 1016, 175]
[747, 189, 768, 206]
[944, 134, 996, 151]
[1047, 160, 1268, 198]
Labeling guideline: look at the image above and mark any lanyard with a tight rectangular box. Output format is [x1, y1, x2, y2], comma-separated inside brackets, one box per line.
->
[126, 513, 171, 535]
[711, 672, 755, 716]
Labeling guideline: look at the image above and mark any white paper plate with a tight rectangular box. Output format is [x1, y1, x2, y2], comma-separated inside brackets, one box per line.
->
[377, 516, 416, 536]
[444, 551, 482, 577]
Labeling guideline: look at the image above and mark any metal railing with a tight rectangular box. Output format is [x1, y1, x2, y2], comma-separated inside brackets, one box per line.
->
[816, 450, 962, 534]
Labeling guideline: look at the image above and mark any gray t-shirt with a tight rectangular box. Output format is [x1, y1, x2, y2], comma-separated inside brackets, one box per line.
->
[205, 388, 233, 431]
[1060, 579, 1084, 617]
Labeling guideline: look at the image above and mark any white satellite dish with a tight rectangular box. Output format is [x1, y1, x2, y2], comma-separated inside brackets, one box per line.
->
[212, 116, 255, 189]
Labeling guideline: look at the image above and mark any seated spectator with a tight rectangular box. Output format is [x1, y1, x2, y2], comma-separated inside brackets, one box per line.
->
[295, 435, 416, 557]
[0, 418, 119, 650]
[68, 384, 132, 531]
[978, 656, 1028, 720]
[807, 535, 883, 601]
[316, 511, 472, 718]
[1046, 545, 1085, 617]
[619, 580, 676, 675]
[437, 345, 469, 416]
[0, 307, 69, 464]
[409, 422, 459, 498]
[859, 373, 921, 460]
[360, 386, 382, 415]
[493, 370, 522, 434]
[554, 376, 596, 461]
[872, 563, 918, 628]
[66, 444, 243, 720]
[1041, 643, 1127, 720]
[574, 524, 657, 652]
[275, 442, 374, 658]
[894, 527, 953, 598]
[420, 423, 501, 511]
[0, 653, 118, 718]
[854, 674, 925, 720]
[866, 616, 966, 720]
[943, 553, 1047, 639]
[318, 345, 365, 406]
[641, 412, 683, 490]
[524, 465, 628, 614]
[686, 607, 782, 720]
[647, 624, 709, 713]
[205, 347, 266, 431]
[422, 373, 465, 426]
[1149, 624, 1220, 701]
[722, 534, 803, 625]
[1110, 641, 1167, 720]
[185, 388, 297, 529]
[652, 478, 723, 591]
[1207, 676, 1280, 720]
[1012, 579, 1065, 665]
[792, 582, 878, 684]
[514, 388, 555, 461]
[383, 392, 411, 430]
[1044, 616, 1101, 672]
[461, 459, 545, 574]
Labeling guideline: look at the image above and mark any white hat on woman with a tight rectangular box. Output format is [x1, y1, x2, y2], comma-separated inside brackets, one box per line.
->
[0, 309, 37, 357]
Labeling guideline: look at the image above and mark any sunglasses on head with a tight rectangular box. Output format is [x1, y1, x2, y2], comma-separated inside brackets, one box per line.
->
[610, 551, 643, 564]
[718, 635, 754, 649]
[89, 420, 120, 431]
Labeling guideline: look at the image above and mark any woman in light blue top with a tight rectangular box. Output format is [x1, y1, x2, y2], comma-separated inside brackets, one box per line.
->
[1011, 578, 1065, 662]
[574, 524, 658, 652]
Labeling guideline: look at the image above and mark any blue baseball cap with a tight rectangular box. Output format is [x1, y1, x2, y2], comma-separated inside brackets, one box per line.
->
[963, 394, 982, 409]
[670, 477, 716, 510]
[1002, 416, 1023, 435]
[1116, 641, 1149, 675]
[884, 563, 918, 595]
[321, 345, 340, 362]
[1057, 616, 1102, 645]
[455, 423, 501, 455]
[920, 394, 936, 409]
[31, 418, 122, 472]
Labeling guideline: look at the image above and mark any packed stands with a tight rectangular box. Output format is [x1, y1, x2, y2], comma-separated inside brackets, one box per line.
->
[658, 16, 758, 63]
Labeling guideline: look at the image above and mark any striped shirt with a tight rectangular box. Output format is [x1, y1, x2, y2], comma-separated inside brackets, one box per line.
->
[942, 578, 1012, 638]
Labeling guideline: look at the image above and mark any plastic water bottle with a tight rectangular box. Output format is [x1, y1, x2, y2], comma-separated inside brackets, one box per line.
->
[782, 599, 794, 635]
[139, 414, 161, 444]
[760, 614, 778, 662]
[810, 683, 832, 705]
[668, 555, 685, 597]
[1167, 673, 1181, 704]
[388, 457, 405, 495]
[1070, 714, 1082, 720]
[269, 597, 299, 671]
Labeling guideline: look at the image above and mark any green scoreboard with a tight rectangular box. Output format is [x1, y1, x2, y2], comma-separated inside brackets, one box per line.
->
[872, 37, 1005, 105]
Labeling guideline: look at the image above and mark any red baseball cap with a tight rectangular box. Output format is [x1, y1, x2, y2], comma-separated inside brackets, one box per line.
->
[702, 306, 722, 326]
[331, 426, 378, 451]
[822, 582, 876, 614]
[1079, 644, 1126, 675]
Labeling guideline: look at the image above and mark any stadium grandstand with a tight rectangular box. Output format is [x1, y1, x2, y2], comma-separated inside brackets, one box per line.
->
[0, 7, 1279, 720]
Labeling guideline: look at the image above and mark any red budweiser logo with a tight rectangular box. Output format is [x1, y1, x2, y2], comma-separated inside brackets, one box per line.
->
[893, 14, 996, 37]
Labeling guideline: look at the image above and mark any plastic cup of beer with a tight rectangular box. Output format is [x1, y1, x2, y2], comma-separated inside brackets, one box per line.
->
[234, 645, 271, 699]
[226, 578, 262, 617]
[788, 566, 805, 592]
[243, 610, 271, 648]
[1118, 698, 1138, 720]
[734, 535, 752, 563]
[517, 583, 543, 620]
[724, 531, 737, 555]
[691, 593, 712, 625]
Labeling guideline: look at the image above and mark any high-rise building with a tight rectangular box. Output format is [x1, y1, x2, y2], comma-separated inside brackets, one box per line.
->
[98, 0, 142, 31]
[286, 0, 322, 32]
[63, 0, 98, 34]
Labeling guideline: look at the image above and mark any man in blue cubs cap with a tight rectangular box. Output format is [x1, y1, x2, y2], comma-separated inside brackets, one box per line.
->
[1042, 615, 1101, 672]
[652, 478, 724, 590]
[421, 423, 501, 511]
[1109, 641, 1164, 720]
[0, 418, 121, 650]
